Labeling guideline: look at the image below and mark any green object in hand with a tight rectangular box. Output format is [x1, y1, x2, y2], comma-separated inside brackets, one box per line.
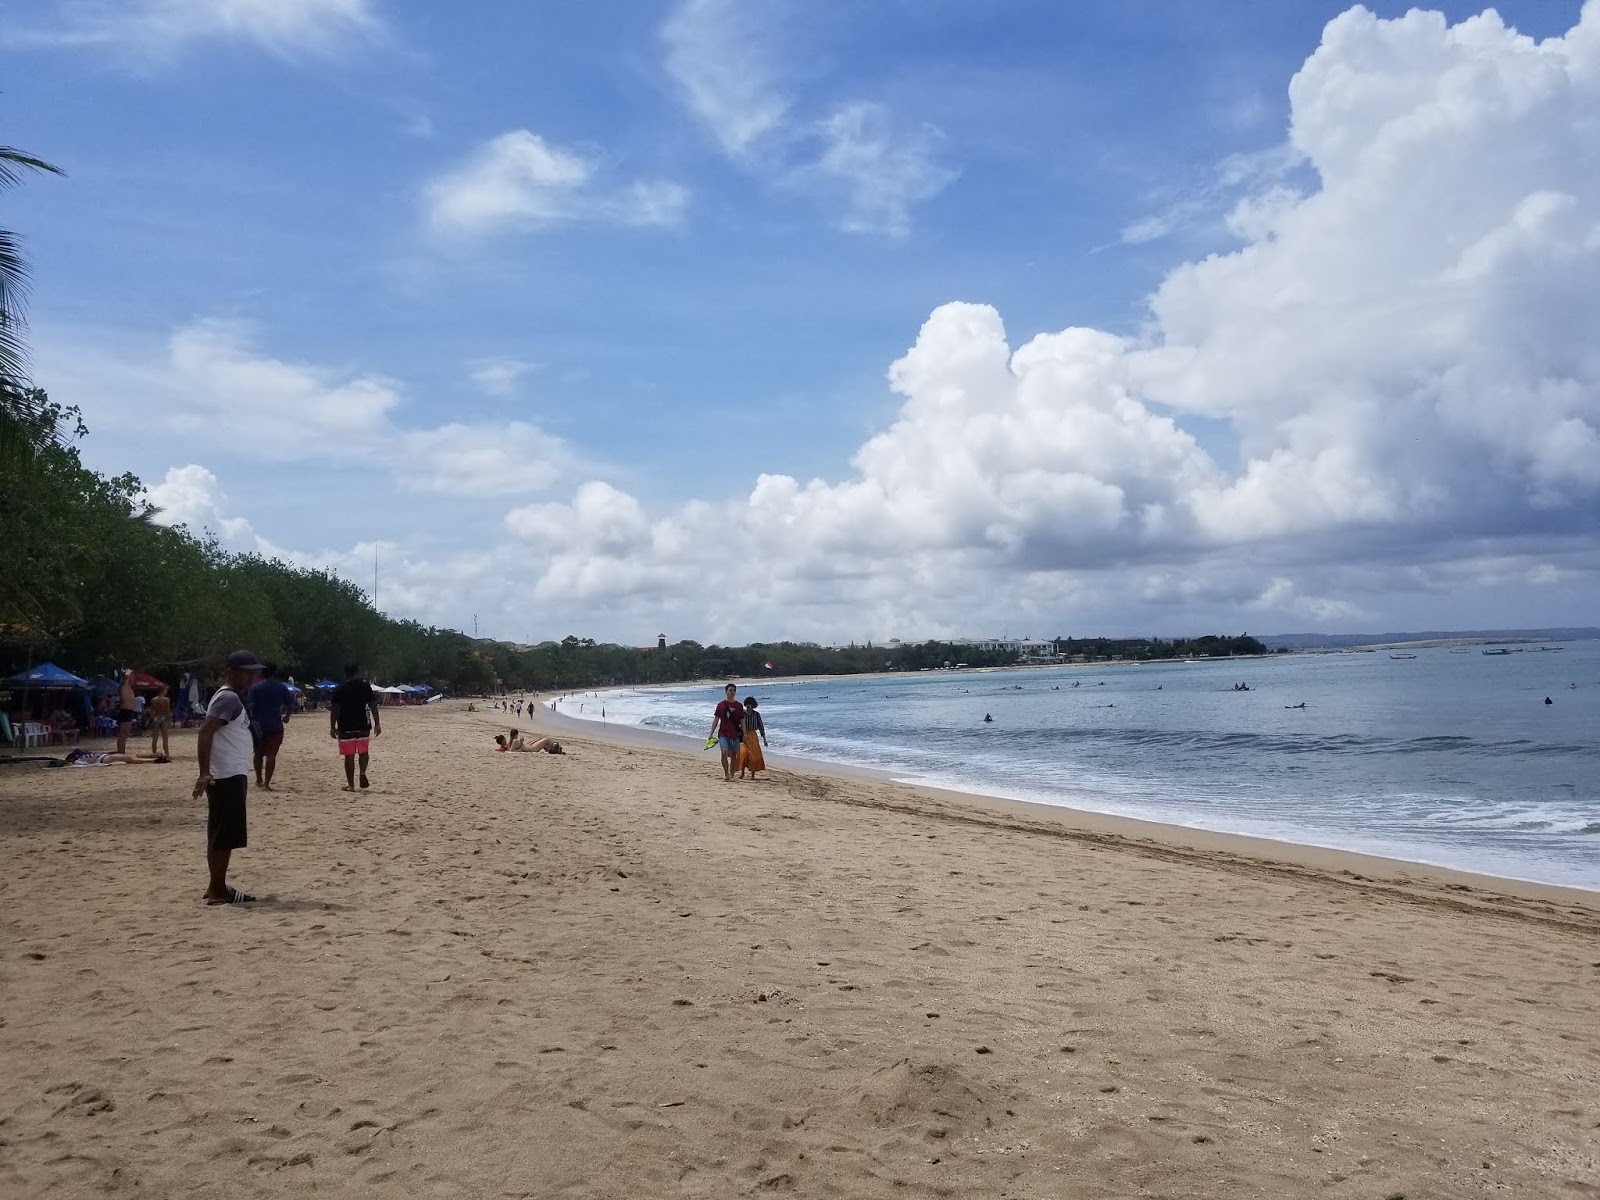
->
[705, 736, 718, 750]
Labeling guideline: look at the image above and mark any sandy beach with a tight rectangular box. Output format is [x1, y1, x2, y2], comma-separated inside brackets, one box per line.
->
[3, 703, 1598, 1199]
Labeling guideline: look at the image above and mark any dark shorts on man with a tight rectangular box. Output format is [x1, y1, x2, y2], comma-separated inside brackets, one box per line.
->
[207, 775, 249, 852]
[117, 707, 135, 724]
[258, 729, 284, 756]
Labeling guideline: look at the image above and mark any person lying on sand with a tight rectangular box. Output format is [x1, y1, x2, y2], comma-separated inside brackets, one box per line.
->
[494, 729, 564, 754]
[50, 748, 172, 767]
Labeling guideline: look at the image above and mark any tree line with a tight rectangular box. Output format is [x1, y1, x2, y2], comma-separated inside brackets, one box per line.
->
[0, 397, 1270, 692]
[0, 396, 495, 688]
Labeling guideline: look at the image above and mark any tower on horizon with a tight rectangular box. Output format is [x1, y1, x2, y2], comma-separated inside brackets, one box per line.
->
[658, 633, 667, 650]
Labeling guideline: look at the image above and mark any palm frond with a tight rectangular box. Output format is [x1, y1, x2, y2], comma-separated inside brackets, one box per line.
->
[0, 147, 65, 193]
[0, 228, 35, 335]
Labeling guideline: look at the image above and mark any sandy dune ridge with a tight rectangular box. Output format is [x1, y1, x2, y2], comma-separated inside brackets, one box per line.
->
[2, 703, 1598, 1198]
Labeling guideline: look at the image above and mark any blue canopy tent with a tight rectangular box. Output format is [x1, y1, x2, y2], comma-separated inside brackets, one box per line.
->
[6, 662, 89, 689]
[314, 680, 338, 690]
[4, 663, 90, 740]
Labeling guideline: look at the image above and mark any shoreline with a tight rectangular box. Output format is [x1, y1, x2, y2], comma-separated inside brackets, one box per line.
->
[519, 702, 1600, 909]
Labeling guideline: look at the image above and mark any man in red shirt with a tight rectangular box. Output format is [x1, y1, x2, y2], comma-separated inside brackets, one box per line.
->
[707, 683, 745, 782]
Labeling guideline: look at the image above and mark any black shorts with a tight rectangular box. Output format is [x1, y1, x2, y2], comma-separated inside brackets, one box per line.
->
[207, 775, 249, 852]
[117, 708, 135, 723]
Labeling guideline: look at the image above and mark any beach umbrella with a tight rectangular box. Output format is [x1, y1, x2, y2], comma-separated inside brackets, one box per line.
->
[5, 662, 89, 689]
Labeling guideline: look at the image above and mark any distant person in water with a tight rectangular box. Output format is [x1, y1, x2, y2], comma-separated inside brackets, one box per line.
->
[983, 713, 993, 723]
[1545, 696, 1553, 705]
[708, 683, 745, 781]
[737, 697, 768, 779]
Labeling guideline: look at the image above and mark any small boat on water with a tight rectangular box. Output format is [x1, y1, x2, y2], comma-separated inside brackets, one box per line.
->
[1482, 647, 1513, 655]
[1390, 653, 1417, 659]
[1449, 648, 1471, 654]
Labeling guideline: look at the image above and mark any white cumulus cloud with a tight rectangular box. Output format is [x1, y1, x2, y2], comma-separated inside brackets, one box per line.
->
[145, 464, 257, 542]
[481, 2, 1600, 638]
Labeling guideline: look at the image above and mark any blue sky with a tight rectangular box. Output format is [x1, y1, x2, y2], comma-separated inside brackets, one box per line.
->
[5, 1, 1598, 644]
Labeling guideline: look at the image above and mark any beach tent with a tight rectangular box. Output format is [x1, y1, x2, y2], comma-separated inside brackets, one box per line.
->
[5, 662, 89, 689]
[88, 675, 121, 697]
[314, 680, 338, 690]
[128, 672, 166, 691]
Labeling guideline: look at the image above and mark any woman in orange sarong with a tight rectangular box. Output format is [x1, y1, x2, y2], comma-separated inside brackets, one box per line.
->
[737, 696, 768, 778]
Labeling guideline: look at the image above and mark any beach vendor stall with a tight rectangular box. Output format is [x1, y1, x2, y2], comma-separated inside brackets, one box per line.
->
[4, 662, 90, 747]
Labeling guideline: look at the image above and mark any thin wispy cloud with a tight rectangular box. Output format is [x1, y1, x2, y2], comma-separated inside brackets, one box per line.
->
[41, 319, 576, 499]
[424, 130, 689, 238]
[810, 102, 957, 238]
[1121, 143, 1304, 245]
[661, 0, 790, 159]
[469, 357, 536, 398]
[14, 0, 386, 61]
[660, 0, 955, 236]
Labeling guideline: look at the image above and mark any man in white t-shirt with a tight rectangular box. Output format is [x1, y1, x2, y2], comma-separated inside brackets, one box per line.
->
[193, 650, 266, 904]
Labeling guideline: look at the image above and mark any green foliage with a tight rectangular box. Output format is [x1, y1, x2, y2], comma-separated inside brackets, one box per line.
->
[1049, 634, 1269, 661]
[1, 396, 1269, 692]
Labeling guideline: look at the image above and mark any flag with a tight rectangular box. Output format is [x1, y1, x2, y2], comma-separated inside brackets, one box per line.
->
[764, 661, 774, 669]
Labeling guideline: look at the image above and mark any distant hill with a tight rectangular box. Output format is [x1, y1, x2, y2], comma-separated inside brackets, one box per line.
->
[1260, 627, 1600, 650]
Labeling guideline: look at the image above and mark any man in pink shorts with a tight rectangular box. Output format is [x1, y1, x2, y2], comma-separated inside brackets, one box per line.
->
[329, 663, 381, 791]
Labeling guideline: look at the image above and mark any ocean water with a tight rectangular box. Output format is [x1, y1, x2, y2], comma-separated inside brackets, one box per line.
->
[557, 643, 1600, 891]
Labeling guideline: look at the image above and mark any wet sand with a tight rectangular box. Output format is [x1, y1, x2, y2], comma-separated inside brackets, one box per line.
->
[3, 703, 1598, 1198]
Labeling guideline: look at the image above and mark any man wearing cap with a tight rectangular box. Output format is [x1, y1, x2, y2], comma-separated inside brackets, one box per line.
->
[193, 650, 266, 904]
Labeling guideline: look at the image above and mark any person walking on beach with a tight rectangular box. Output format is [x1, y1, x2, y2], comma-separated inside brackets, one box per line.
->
[737, 696, 768, 779]
[708, 683, 745, 782]
[193, 650, 266, 904]
[116, 669, 136, 754]
[330, 663, 381, 791]
[247, 663, 294, 791]
[147, 685, 173, 760]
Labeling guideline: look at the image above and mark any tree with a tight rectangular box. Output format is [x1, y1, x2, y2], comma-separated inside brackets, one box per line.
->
[1, 145, 65, 468]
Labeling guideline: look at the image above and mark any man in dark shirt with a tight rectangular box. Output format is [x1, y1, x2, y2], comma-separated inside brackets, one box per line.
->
[247, 663, 294, 791]
[706, 682, 745, 782]
[330, 663, 381, 791]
